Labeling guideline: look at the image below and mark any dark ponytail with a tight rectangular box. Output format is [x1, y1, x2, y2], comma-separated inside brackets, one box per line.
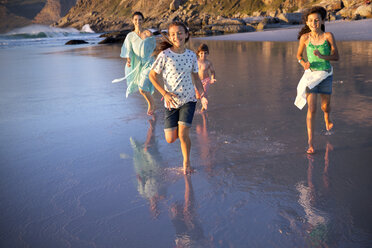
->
[152, 34, 173, 57]
[297, 6, 327, 40]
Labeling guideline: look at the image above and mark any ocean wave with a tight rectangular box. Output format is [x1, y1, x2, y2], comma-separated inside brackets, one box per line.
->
[3, 24, 81, 39]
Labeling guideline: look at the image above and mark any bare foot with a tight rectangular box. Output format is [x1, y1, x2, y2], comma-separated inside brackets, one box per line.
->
[147, 106, 155, 116]
[183, 165, 194, 175]
[307, 146, 315, 154]
[326, 121, 334, 131]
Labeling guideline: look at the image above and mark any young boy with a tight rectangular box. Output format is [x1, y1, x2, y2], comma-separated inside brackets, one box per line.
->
[195, 44, 216, 113]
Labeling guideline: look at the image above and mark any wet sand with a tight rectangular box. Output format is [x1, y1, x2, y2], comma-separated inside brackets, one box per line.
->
[0, 39, 372, 247]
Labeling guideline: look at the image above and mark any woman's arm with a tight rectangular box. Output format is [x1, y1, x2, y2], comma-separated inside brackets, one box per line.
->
[314, 32, 339, 61]
[297, 35, 310, 70]
[149, 70, 177, 110]
[120, 34, 133, 67]
[125, 58, 131, 67]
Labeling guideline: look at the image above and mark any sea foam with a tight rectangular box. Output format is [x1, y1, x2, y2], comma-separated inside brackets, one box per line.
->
[4, 24, 80, 39]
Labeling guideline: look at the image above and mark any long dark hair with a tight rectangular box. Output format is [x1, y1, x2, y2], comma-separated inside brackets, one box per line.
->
[132, 11, 144, 19]
[153, 21, 190, 56]
[297, 6, 327, 40]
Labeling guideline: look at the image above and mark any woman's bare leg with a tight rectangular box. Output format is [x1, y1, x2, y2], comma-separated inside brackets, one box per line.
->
[320, 94, 333, 131]
[306, 93, 317, 154]
[139, 89, 155, 115]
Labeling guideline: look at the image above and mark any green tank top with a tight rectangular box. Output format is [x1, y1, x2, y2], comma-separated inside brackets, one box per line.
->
[306, 40, 331, 71]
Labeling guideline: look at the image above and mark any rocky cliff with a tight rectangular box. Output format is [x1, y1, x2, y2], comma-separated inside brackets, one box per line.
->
[33, 0, 77, 25]
[1, 0, 370, 34]
[55, 0, 370, 34]
[0, 0, 76, 33]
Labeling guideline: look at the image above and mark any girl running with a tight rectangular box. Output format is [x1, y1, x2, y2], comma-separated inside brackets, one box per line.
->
[296, 6, 339, 154]
[149, 21, 208, 174]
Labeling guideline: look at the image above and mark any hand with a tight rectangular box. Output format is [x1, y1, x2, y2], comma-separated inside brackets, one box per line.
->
[126, 58, 131, 67]
[143, 30, 152, 38]
[163, 91, 177, 110]
[303, 61, 310, 70]
[201, 96, 208, 110]
[211, 78, 216, 84]
[313, 49, 322, 58]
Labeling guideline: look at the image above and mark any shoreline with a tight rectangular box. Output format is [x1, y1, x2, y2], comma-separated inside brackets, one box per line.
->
[197, 19, 372, 42]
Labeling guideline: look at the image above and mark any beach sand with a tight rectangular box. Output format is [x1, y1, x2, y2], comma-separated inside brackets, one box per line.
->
[200, 19, 372, 41]
[0, 21, 372, 247]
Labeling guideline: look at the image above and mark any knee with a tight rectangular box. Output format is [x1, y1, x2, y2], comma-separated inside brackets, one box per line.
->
[165, 131, 178, 143]
[139, 89, 145, 94]
[307, 107, 316, 116]
[166, 136, 177, 143]
[321, 103, 330, 113]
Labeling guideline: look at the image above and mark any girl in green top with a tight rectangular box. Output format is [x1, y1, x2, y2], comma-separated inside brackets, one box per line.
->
[296, 6, 339, 154]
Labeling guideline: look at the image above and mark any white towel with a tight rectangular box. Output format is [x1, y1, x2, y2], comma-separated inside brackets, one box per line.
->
[294, 67, 333, 110]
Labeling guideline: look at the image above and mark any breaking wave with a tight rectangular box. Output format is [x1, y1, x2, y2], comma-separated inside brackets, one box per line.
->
[3, 25, 81, 39]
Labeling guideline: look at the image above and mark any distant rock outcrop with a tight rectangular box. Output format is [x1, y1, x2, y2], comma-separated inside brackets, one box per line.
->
[0, 0, 77, 33]
[33, 0, 77, 25]
[0, 4, 31, 33]
[98, 30, 131, 44]
[65, 39, 88, 45]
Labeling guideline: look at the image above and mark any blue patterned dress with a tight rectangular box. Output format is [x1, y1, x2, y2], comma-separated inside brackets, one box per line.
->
[118, 31, 156, 97]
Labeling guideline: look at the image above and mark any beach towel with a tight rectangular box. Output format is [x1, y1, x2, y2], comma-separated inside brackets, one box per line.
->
[294, 67, 333, 110]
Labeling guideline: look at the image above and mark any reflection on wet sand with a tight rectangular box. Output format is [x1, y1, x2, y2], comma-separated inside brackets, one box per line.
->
[277, 142, 333, 247]
[170, 175, 211, 248]
[195, 112, 214, 173]
[130, 116, 166, 218]
[284, 142, 339, 247]
[130, 118, 211, 246]
[2, 38, 372, 247]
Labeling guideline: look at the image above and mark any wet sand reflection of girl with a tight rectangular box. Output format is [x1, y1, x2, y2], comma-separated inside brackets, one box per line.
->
[170, 175, 212, 248]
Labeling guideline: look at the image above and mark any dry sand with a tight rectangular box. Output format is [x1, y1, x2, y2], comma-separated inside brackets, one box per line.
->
[199, 19, 372, 41]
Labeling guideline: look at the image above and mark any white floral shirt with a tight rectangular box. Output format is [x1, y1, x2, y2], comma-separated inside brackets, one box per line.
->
[151, 48, 198, 108]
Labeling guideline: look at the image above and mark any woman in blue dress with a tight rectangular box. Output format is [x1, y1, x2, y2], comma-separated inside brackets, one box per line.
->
[120, 12, 156, 115]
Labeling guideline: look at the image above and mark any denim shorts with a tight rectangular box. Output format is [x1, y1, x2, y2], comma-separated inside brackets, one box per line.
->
[164, 101, 196, 131]
[306, 75, 333, 95]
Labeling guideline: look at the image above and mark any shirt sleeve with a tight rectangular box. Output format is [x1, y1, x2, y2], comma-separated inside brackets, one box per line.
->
[151, 52, 166, 74]
[191, 52, 198, 73]
[120, 33, 132, 58]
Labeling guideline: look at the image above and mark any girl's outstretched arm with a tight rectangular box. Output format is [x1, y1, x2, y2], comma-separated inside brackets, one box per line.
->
[149, 70, 177, 110]
[192, 72, 208, 110]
